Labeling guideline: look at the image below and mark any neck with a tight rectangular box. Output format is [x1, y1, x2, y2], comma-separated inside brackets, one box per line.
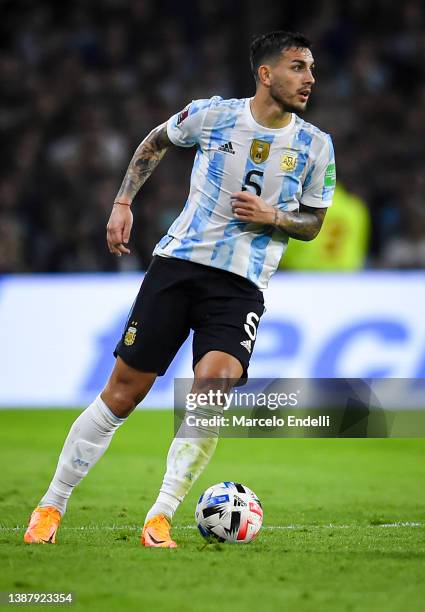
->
[250, 90, 292, 129]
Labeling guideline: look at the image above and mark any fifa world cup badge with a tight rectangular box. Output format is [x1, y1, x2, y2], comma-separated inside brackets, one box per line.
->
[124, 322, 138, 346]
[280, 150, 298, 172]
[250, 139, 270, 164]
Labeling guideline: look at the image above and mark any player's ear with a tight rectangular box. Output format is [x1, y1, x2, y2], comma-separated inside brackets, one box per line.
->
[257, 64, 272, 87]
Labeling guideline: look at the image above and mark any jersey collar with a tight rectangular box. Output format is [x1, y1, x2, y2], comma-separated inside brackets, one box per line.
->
[244, 97, 296, 133]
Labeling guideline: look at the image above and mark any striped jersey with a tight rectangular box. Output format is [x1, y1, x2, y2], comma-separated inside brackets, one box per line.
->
[153, 96, 336, 290]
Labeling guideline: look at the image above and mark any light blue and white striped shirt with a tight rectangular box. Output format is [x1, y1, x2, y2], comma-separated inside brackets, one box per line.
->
[153, 96, 335, 290]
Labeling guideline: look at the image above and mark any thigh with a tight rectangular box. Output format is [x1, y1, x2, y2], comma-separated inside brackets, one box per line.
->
[191, 295, 265, 382]
[114, 257, 191, 375]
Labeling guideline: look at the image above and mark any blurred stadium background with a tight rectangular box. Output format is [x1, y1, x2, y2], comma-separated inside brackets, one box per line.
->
[0, 0, 424, 407]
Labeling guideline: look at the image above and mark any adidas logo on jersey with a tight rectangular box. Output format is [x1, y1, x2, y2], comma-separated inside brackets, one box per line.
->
[240, 339, 252, 353]
[218, 141, 235, 154]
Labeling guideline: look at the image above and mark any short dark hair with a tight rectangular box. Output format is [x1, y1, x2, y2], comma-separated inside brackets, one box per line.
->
[250, 31, 312, 81]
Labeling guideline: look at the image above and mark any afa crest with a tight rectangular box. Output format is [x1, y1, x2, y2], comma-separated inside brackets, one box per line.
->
[280, 150, 298, 172]
[124, 322, 138, 346]
[250, 139, 270, 164]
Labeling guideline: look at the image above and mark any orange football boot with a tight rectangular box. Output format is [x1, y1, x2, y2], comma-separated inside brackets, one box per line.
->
[24, 506, 61, 544]
[141, 514, 177, 548]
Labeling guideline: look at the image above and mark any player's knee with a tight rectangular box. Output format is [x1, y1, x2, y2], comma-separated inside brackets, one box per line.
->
[194, 351, 243, 383]
[101, 386, 137, 418]
[102, 359, 157, 418]
[191, 375, 235, 396]
[102, 378, 154, 418]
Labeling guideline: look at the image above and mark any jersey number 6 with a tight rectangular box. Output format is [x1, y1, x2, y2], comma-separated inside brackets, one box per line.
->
[244, 312, 260, 341]
[242, 170, 264, 197]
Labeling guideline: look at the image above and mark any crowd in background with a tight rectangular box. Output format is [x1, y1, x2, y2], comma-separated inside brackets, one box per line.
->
[1, 0, 424, 272]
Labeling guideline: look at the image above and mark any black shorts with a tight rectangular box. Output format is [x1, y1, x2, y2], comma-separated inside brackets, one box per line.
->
[114, 256, 265, 380]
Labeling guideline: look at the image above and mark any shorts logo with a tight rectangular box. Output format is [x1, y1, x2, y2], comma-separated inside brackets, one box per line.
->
[124, 322, 138, 346]
[240, 339, 252, 353]
[280, 149, 298, 172]
[250, 139, 270, 164]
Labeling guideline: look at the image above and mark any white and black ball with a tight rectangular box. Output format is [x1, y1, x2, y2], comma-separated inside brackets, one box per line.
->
[195, 481, 263, 543]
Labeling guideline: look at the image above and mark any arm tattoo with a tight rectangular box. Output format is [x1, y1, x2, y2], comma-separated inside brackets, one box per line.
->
[276, 204, 327, 241]
[115, 123, 172, 204]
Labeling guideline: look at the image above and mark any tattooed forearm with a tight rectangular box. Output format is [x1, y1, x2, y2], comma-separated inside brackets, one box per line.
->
[276, 204, 327, 240]
[114, 123, 172, 204]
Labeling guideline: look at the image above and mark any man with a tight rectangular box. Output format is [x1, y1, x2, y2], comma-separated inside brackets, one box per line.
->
[24, 31, 335, 548]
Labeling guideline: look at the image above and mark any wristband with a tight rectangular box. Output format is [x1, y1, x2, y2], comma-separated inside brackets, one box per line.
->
[274, 210, 279, 226]
[114, 201, 131, 207]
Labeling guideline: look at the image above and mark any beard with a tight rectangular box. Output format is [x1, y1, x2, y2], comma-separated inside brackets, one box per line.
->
[270, 84, 308, 114]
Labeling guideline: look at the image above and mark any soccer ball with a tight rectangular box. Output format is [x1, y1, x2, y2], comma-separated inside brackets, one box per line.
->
[195, 481, 263, 543]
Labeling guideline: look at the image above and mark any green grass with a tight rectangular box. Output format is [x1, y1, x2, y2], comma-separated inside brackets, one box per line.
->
[1, 410, 424, 612]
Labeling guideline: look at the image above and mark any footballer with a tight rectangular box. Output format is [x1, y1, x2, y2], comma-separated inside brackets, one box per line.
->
[24, 31, 336, 547]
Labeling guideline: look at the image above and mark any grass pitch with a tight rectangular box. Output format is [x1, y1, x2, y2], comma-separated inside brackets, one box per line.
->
[0, 409, 424, 612]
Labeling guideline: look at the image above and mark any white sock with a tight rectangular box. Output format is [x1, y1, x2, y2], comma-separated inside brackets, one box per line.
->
[39, 395, 126, 515]
[145, 407, 219, 523]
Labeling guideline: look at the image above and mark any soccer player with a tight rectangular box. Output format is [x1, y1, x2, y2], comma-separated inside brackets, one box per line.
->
[24, 31, 335, 547]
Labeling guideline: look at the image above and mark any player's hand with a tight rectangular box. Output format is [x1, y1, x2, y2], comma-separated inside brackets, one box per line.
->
[231, 191, 276, 225]
[106, 204, 133, 256]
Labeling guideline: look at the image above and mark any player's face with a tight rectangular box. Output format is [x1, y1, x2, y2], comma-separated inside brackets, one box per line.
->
[267, 47, 315, 113]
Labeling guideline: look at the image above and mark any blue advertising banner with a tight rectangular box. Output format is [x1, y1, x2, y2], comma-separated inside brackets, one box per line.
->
[0, 272, 424, 407]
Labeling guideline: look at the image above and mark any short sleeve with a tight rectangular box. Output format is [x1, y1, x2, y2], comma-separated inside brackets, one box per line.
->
[301, 135, 336, 208]
[166, 98, 218, 148]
